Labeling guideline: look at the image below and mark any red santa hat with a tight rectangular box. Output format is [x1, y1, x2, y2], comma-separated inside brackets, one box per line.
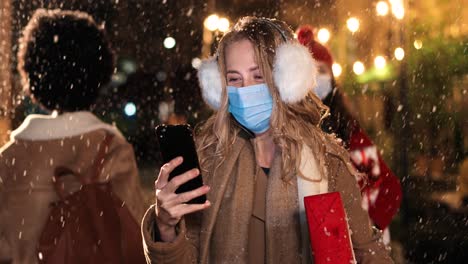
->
[296, 25, 334, 69]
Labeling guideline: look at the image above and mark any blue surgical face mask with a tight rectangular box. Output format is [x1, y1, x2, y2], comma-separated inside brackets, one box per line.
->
[227, 83, 273, 134]
[314, 74, 333, 100]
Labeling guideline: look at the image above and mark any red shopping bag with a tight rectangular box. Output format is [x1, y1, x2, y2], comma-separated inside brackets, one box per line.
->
[304, 192, 355, 264]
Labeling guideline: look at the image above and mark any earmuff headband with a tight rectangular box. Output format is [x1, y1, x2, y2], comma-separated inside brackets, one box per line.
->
[261, 18, 288, 42]
[197, 18, 317, 110]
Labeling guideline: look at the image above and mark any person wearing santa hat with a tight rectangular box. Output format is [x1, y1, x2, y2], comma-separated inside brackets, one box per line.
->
[296, 25, 402, 244]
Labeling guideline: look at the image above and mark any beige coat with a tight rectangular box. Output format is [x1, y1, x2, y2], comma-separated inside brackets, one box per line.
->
[141, 131, 394, 264]
[0, 112, 147, 264]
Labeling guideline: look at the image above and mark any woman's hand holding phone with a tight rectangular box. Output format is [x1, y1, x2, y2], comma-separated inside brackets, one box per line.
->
[154, 156, 211, 242]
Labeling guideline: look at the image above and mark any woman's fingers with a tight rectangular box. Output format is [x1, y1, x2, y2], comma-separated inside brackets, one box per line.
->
[154, 158, 210, 229]
[156, 185, 210, 225]
[163, 168, 200, 194]
[155, 156, 183, 188]
[178, 201, 211, 215]
[164, 185, 210, 207]
[178, 185, 210, 204]
[163, 201, 211, 220]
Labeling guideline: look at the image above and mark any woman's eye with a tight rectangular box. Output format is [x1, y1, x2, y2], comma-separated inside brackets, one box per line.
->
[228, 78, 239, 82]
[254, 75, 263, 80]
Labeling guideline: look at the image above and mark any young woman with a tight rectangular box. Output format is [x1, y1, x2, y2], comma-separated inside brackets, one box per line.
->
[0, 9, 146, 263]
[142, 17, 393, 263]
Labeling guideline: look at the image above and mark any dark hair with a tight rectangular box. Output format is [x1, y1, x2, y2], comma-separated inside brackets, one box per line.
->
[17, 9, 114, 112]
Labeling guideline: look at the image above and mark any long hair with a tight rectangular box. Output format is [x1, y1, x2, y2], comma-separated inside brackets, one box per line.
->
[197, 16, 352, 182]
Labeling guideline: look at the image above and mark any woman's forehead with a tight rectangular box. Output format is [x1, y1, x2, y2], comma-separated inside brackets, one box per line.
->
[225, 39, 257, 70]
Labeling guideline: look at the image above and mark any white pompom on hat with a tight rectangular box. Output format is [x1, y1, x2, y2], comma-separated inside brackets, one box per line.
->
[197, 42, 317, 109]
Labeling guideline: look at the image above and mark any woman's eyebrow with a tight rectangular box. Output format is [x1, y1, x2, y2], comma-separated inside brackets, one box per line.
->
[226, 66, 259, 74]
[249, 66, 259, 72]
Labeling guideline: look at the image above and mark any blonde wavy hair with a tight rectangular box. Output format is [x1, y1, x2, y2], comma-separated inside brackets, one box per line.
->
[197, 17, 353, 182]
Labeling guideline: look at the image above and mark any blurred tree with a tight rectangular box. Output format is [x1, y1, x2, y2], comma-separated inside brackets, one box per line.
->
[407, 35, 468, 174]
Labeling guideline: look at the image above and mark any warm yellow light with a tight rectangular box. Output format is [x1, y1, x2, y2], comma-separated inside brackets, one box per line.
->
[353, 61, 365, 75]
[391, 3, 405, 19]
[332, 63, 342, 77]
[376, 1, 389, 16]
[317, 28, 331, 44]
[413, 39, 423, 49]
[394, 47, 405, 60]
[347, 17, 360, 33]
[217, 18, 230, 32]
[374, 55, 387, 69]
[204, 14, 219, 31]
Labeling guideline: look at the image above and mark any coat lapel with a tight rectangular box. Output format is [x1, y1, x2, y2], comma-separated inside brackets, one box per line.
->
[199, 137, 249, 263]
[323, 152, 341, 193]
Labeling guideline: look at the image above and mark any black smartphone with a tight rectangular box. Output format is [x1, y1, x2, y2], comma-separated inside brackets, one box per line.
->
[155, 124, 206, 204]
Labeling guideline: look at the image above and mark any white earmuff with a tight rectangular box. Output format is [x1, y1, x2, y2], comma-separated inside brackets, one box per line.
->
[273, 42, 317, 104]
[197, 57, 223, 110]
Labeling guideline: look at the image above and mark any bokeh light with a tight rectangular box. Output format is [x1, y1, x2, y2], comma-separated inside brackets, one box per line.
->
[204, 14, 219, 31]
[353, 61, 365, 75]
[163, 37, 176, 49]
[374, 55, 387, 69]
[124, 102, 137, 117]
[332, 63, 342, 77]
[394, 47, 405, 60]
[376, 1, 389, 16]
[347, 17, 360, 33]
[317, 28, 331, 44]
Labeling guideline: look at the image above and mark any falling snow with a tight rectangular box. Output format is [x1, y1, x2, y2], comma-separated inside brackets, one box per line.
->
[0, 1, 466, 263]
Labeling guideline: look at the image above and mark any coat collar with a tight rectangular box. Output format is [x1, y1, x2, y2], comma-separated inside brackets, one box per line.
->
[11, 111, 122, 141]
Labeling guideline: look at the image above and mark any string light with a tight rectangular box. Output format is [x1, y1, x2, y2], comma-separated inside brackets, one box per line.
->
[376, 1, 389, 16]
[204, 14, 219, 31]
[353, 61, 365, 75]
[414, 40, 423, 49]
[394, 47, 405, 60]
[347, 17, 360, 33]
[317, 28, 331, 44]
[218, 18, 230, 32]
[332, 63, 342, 77]
[374, 55, 387, 69]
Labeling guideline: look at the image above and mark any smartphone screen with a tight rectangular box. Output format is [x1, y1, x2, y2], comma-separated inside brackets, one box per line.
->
[155, 124, 206, 204]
